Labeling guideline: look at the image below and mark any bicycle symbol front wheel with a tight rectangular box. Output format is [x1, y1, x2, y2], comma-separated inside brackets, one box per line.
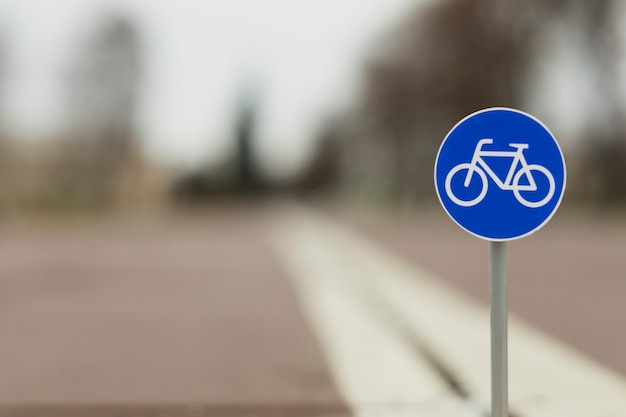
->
[445, 163, 488, 207]
[513, 164, 555, 208]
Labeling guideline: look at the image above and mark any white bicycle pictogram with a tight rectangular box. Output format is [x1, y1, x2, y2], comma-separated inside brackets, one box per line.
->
[445, 138, 555, 208]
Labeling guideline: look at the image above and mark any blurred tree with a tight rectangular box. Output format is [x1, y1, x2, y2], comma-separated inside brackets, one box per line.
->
[0, 32, 13, 212]
[170, 85, 266, 204]
[576, 0, 626, 203]
[331, 0, 626, 205]
[334, 0, 540, 203]
[55, 13, 142, 207]
[234, 88, 264, 192]
[293, 120, 339, 194]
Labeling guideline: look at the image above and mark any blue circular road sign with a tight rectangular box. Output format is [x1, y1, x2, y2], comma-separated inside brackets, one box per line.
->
[434, 108, 566, 241]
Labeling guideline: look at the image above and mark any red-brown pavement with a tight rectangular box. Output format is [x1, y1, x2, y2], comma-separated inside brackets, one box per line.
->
[354, 207, 626, 377]
[0, 207, 349, 416]
[2, 203, 625, 416]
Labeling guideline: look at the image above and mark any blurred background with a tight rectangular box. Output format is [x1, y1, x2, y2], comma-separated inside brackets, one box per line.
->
[1, 0, 626, 412]
[0, 0, 625, 211]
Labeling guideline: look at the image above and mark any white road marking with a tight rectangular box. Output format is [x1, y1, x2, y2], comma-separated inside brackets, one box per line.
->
[270, 206, 626, 417]
[272, 210, 483, 417]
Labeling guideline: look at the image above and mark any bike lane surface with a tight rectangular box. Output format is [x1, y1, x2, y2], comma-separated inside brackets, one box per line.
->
[0, 208, 349, 417]
[354, 209, 626, 377]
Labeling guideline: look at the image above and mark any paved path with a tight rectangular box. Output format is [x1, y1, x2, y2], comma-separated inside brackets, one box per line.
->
[355, 209, 626, 376]
[1, 204, 626, 416]
[274, 205, 626, 417]
[0, 209, 347, 416]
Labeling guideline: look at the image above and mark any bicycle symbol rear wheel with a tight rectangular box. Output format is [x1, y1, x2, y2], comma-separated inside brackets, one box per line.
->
[445, 163, 488, 207]
[512, 165, 555, 208]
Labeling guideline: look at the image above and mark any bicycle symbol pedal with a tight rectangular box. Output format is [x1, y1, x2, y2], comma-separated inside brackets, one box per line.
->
[435, 108, 566, 241]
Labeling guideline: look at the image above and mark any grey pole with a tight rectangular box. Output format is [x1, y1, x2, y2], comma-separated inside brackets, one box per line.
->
[490, 241, 508, 417]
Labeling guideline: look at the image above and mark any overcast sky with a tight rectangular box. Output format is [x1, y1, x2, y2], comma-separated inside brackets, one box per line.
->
[0, 0, 425, 178]
[3, 0, 626, 179]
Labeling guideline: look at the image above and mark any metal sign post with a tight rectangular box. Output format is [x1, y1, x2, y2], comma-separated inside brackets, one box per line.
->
[490, 241, 507, 417]
[434, 108, 566, 417]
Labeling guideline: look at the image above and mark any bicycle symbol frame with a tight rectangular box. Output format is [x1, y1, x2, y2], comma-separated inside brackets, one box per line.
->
[445, 138, 555, 208]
